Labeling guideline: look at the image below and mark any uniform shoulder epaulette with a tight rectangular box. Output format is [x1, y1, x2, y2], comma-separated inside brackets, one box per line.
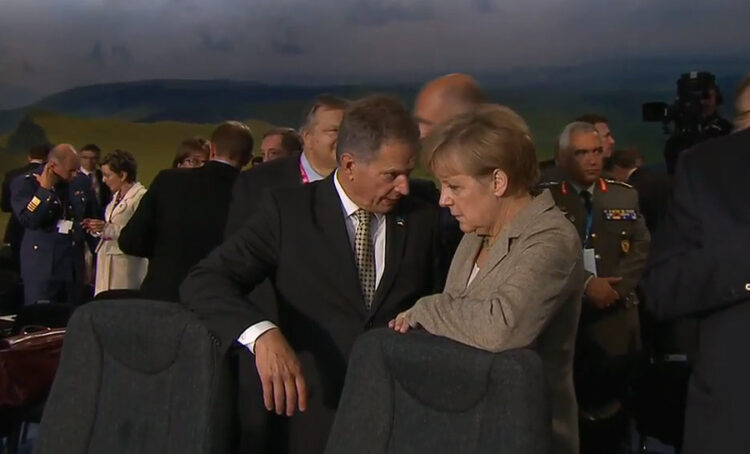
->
[604, 179, 634, 189]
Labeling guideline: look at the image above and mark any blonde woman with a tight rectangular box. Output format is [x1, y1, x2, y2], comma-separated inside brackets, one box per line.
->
[390, 105, 584, 454]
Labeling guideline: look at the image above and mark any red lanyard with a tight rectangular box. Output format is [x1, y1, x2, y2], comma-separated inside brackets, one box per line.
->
[299, 161, 310, 184]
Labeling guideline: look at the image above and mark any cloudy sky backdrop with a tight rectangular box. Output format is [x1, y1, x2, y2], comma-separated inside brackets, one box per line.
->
[0, 0, 748, 108]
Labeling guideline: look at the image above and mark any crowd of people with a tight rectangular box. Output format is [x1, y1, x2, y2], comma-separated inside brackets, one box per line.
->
[2, 71, 750, 454]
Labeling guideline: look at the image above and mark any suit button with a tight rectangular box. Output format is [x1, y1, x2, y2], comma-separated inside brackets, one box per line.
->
[594, 254, 601, 260]
[745, 283, 750, 292]
[590, 233, 597, 239]
[33, 245, 38, 250]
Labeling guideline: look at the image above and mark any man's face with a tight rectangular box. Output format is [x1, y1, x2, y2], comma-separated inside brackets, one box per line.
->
[303, 107, 344, 169]
[413, 91, 449, 138]
[79, 150, 98, 172]
[702, 87, 719, 117]
[342, 141, 416, 214]
[262, 134, 291, 162]
[593, 122, 615, 158]
[52, 155, 81, 182]
[734, 88, 750, 131]
[561, 131, 603, 187]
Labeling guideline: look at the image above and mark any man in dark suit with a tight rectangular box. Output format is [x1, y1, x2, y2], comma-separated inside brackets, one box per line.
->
[413, 73, 486, 268]
[119, 121, 253, 302]
[224, 94, 349, 237]
[609, 148, 673, 235]
[2, 144, 50, 270]
[78, 144, 111, 216]
[643, 128, 750, 454]
[181, 95, 444, 454]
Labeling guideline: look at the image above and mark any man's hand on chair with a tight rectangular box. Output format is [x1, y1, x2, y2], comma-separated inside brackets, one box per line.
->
[254, 328, 307, 416]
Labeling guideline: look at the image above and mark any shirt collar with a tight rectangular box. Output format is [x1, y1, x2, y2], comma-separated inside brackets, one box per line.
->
[569, 180, 596, 195]
[79, 167, 93, 176]
[211, 158, 236, 168]
[300, 151, 325, 182]
[333, 170, 384, 221]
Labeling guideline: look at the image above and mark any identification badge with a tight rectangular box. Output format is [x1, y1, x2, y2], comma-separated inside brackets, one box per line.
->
[583, 248, 598, 276]
[56, 219, 73, 234]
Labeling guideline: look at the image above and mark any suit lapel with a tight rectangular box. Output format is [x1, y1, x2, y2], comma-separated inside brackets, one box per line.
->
[314, 177, 367, 313]
[448, 235, 481, 295]
[370, 212, 407, 313]
[463, 234, 511, 294]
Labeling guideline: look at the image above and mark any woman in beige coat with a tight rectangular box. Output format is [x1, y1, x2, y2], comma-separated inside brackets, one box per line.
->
[83, 150, 148, 296]
[390, 105, 584, 454]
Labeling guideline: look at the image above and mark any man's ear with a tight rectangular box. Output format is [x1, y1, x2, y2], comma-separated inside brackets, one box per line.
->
[339, 153, 356, 180]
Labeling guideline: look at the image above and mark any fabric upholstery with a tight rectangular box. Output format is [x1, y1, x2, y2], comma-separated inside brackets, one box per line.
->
[325, 329, 550, 454]
[34, 299, 234, 454]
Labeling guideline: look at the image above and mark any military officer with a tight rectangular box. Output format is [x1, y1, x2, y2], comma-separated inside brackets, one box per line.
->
[11, 144, 99, 306]
[541, 121, 650, 453]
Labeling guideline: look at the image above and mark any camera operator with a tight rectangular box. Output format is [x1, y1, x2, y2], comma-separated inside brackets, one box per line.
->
[699, 82, 732, 137]
[646, 72, 733, 175]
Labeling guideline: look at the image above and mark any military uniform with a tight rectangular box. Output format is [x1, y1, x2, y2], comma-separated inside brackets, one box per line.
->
[541, 178, 650, 452]
[10, 167, 98, 305]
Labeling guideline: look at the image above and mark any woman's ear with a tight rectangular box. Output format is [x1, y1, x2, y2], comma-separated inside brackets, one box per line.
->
[492, 169, 509, 197]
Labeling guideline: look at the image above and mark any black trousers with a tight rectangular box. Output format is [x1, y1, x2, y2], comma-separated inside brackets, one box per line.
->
[236, 351, 337, 454]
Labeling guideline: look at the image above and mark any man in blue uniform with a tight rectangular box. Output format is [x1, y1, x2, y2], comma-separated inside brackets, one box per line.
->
[11, 144, 99, 305]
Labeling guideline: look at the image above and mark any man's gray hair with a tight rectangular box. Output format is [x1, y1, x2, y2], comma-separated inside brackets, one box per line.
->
[558, 121, 598, 153]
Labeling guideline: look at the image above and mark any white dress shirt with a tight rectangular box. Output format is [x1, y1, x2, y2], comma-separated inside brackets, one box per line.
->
[237, 170, 387, 353]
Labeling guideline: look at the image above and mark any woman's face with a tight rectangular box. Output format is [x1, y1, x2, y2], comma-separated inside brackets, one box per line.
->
[437, 170, 500, 235]
[179, 152, 207, 168]
[101, 164, 127, 193]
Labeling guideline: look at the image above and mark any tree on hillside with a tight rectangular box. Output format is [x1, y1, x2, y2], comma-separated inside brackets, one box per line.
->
[6, 115, 50, 154]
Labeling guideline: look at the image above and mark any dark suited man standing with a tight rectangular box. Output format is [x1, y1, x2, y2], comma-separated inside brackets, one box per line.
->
[181, 95, 444, 454]
[224, 94, 348, 237]
[119, 121, 253, 302]
[412, 73, 485, 266]
[643, 118, 750, 453]
[609, 148, 673, 235]
[78, 144, 111, 216]
[2, 143, 50, 270]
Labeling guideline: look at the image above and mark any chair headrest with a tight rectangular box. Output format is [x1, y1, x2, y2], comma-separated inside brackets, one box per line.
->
[383, 330, 494, 412]
[83, 299, 209, 374]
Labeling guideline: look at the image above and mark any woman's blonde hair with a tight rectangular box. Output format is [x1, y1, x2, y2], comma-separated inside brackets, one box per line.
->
[424, 104, 539, 195]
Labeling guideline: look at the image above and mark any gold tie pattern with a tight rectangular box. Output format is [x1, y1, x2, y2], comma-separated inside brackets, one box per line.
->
[354, 209, 376, 309]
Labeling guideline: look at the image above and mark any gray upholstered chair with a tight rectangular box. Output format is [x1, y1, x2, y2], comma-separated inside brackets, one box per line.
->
[325, 329, 550, 454]
[34, 299, 235, 454]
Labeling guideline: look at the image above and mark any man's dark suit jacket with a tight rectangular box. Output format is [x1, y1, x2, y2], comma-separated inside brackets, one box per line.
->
[627, 167, 672, 235]
[92, 168, 112, 218]
[2, 163, 41, 267]
[224, 154, 302, 238]
[119, 161, 239, 302]
[643, 128, 750, 454]
[181, 174, 443, 453]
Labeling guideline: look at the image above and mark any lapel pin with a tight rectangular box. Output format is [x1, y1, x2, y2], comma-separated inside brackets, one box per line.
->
[396, 216, 405, 227]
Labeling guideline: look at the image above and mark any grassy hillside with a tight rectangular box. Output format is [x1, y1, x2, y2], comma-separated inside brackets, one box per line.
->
[0, 113, 274, 239]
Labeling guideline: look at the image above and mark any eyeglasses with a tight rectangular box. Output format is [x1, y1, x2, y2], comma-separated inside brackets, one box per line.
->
[182, 157, 207, 167]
